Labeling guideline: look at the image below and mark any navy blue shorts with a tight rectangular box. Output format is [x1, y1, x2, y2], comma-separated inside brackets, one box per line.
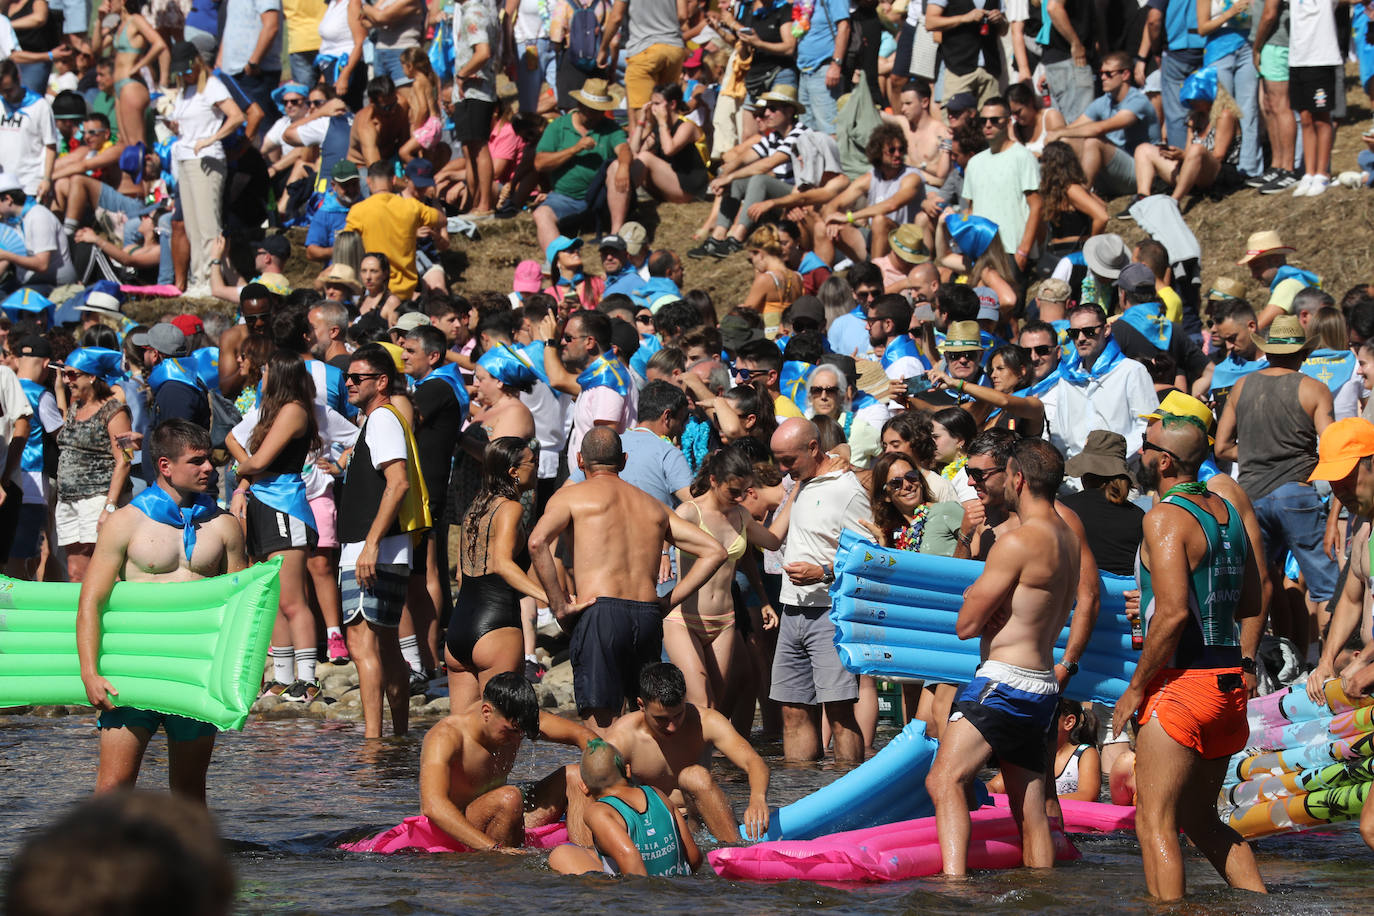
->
[569, 597, 663, 715]
[951, 660, 1059, 772]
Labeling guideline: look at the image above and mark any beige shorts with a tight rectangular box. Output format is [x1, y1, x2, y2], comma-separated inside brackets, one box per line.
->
[626, 44, 688, 109]
[55, 494, 105, 546]
[944, 67, 1000, 107]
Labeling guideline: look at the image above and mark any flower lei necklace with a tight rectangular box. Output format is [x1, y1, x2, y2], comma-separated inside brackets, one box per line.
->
[892, 504, 931, 553]
[791, 0, 814, 36]
[940, 455, 967, 482]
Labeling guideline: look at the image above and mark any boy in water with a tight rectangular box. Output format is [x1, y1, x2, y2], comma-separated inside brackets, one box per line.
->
[78, 420, 248, 803]
[549, 738, 701, 877]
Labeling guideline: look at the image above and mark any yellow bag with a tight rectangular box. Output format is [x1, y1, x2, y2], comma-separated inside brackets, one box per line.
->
[380, 404, 432, 542]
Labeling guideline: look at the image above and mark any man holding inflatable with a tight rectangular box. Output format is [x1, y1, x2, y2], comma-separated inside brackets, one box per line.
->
[78, 419, 248, 804]
[927, 438, 1080, 876]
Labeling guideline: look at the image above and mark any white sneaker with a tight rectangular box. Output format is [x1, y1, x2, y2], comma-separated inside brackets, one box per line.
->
[1305, 174, 1331, 197]
[1290, 173, 1315, 196]
[1338, 171, 1367, 189]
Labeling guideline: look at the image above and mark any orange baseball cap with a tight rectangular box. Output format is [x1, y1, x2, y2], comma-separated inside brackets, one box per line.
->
[1309, 418, 1374, 482]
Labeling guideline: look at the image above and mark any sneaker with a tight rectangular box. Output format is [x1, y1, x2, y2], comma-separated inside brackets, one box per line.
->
[258, 681, 289, 700]
[719, 236, 745, 255]
[282, 679, 321, 704]
[1338, 170, 1368, 189]
[1259, 170, 1301, 194]
[524, 659, 547, 684]
[1303, 174, 1330, 197]
[1245, 168, 1278, 188]
[1290, 173, 1316, 196]
[409, 668, 430, 696]
[326, 632, 349, 664]
[1114, 194, 1144, 220]
[687, 237, 725, 259]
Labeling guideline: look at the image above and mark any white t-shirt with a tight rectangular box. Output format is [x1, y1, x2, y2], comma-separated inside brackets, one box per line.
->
[231, 402, 359, 501]
[263, 115, 297, 155]
[340, 406, 412, 566]
[170, 76, 232, 162]
[1288, 0, 1341, 67]
[20, 204, 76, 286]
[0, 93, 57, 195]
[20, 387, 60, 503]
[0, 366, 33, 487]
[521, 380, 567, 480]
[0, 16, 17, 60]
[513, 0, 548, 42]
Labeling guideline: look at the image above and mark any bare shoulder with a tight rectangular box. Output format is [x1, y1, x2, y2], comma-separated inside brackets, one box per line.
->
[423, 715, 465, 756]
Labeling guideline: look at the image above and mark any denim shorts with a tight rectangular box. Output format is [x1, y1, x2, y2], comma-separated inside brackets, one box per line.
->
[540, 191, 591, 222]
[373, 47, 412, 86]
[1253, 480, 1338, 601]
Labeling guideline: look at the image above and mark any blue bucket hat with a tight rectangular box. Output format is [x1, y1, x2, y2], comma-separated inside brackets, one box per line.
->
[477, 343, 538, 390]
[943, 213, 999, 260]
[1180, 67, 1218, 104]
[270, 82, 311, 106]
[66, 347, 126, 385]
[545, 235, 582, 267]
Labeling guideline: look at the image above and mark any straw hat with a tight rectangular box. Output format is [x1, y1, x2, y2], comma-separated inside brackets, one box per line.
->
[569, 78, 625, 111]
[888, 224, 929, 264]
[322, 263, 361, 293]
[1207, 276, 1246, 300]
[855, 358, 892, 402]
[757, 84, 805, 113]
[1253, 315, 1312, 355]
[1236, 230, 1295, 265]
[939, 321, 982, 352]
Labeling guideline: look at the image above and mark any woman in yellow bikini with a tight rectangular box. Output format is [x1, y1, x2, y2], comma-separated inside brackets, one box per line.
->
[668, 445, 786, 713]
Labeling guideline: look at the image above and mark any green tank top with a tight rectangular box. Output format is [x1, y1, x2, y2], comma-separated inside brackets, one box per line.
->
[599, 787, 690, 877]
[1137, 492, 1247, 668]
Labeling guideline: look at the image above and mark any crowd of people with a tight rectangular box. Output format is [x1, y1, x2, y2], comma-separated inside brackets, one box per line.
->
[4, 0, 1374, 902]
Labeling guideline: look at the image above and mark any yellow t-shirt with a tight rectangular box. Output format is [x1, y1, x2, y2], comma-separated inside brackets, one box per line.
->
[282, 0, 326, 53]
[344, 193, 441, 300]
[774, 394, 804, 419]
[1269, 277, 1306, 314]
[1157, 284, 1183, 324]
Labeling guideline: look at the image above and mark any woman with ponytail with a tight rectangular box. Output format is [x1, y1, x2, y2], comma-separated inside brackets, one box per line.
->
[667, 444, 787, 713]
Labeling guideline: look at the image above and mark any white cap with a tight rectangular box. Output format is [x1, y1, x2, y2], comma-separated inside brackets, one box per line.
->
[0, 172, 23, 195]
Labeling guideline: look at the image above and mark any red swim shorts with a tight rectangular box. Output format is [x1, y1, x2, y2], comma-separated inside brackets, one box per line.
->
[1138, 667, 1248, 759]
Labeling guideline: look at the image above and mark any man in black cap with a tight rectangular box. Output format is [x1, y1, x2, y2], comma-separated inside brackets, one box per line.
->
[1108, 262, 1206, 389]
[942, 91, 979, 133]
[305, 161, 364, 262]
[210, 234, 291, 305]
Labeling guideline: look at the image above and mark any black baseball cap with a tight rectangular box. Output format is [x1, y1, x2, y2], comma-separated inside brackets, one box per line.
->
[12, 335, 52, 358]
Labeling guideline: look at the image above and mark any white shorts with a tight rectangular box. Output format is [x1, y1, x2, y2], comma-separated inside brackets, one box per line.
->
[55, 494, 105, 546]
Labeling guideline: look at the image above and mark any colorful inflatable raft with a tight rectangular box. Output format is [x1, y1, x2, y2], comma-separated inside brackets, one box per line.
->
[1221, 681, 1374, 838]
[830, 531, 1138, 705]
[0, 559, 281, 731]
[340, 817, 569, 853]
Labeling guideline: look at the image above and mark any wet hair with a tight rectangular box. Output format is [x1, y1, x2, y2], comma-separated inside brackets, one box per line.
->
[5, 789, 235, 916]
[722, 380, 776, 442]
[937, 284, 979, 323]
[148, 418, 211, 471]
[1009, 438, 1065, 499]
[882, 410, 936, 468]
[638, 379, 687, 425]
[639, 662, 687, 707]
[248, 350, 319, 455]
[366, 74, 396, 104]
[870, 450, 932, 534]
[689, 442, 755, 497]
[931, 406, 977, 451]
[466, 435, 532, 528]
[483, 671, 540, 739]
[1058, 697, 1100, 748]
[865, 122, 907, 168]
[966, 427, 1017, 467]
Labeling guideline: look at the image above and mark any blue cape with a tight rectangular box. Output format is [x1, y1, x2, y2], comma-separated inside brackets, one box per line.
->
[577, 353, 632, 397]
[148, 357, 205, 394]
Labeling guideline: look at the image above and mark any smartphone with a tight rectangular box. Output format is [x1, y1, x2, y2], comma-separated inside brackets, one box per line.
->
[738, 26, 755, 34]
[904, 375, 934, 394]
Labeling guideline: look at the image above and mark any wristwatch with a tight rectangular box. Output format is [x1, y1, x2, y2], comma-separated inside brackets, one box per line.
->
[821, 563, 835, 584]
[1060, 659, 1079, 677]
[104, 502, 118, 514]
[1241, 656, 1257, 674]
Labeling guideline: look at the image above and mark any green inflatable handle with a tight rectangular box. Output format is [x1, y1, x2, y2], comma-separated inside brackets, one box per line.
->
[0, 557, 282, 731]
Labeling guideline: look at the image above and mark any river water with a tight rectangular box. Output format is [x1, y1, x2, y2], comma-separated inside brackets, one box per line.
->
[1, 713, 1368, 915]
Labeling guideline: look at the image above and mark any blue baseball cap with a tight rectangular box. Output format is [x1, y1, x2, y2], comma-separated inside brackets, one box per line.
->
[545, 235, 582, 266]
[404, 157, 435, 188]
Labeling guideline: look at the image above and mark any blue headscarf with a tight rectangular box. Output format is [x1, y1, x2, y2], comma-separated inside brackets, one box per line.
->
[1117, 302, 1174, 351]
[1180, 67, 1218, 104]
[943, 213, 999, 260]
[478, 343, 539, 390]
[66, 347, 126, 385]
[1059, 337, 1127, 385]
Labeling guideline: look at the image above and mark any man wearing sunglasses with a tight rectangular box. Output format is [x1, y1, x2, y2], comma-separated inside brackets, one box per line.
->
[1043, 50, 1160, 199]
[216, 283, 278, 398]
[962, 96, 1042, 275]
[1052, 303, 1157, 460]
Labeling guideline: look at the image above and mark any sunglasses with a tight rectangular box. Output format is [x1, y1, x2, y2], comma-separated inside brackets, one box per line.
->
[854, 289, 878, 301]
[975, 115, 1009, 126]
[635, 313, 654, 324]
[308, 99, 327, 108]
[809, 385, 840, 397]
[1099, 68, 1127, 77]
[282, 97, 305, 105]
[945, 351, 979, 363]
[561, 332, 590, 344]
[1023, 344, 1056, 357]
[345, 372, 384, 384]
[734, 367, 762, 380]
[967, 466, 1004, 486]
[1141, 440, 1184, 463]
[1067, 325, 1104, 340]
[884, 470, 923, 494]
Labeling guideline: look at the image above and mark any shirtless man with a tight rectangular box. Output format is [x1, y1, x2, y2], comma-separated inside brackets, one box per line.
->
[419, 672, 597, 851]
[606, 663, 771, 843]
[927, 438, 1080, 876]
[78, 420, 248, 803]
[881, 79, 951, 189]
[217, 288, 276, 397]
[348, 75, 411, 166]
[529, 428, 728, 729]
[1111, 417, 1266, 901]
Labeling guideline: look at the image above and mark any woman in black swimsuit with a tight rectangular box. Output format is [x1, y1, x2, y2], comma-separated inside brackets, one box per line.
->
[444, 437, 550, 709]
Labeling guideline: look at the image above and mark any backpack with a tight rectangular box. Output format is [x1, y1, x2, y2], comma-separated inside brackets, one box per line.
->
[568, 0, 603, 73]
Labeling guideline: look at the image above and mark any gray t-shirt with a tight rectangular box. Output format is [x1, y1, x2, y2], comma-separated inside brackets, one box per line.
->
[1250, 0, 1289, 49]
[567, 427, 693, 506]
[625, 0, 684, 58]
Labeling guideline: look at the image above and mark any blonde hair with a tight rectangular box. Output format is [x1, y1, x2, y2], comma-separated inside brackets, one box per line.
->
[747, 223, 784, 258]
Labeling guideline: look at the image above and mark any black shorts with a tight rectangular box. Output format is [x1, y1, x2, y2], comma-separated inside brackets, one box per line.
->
[1288, 65, 1337, 113]
[893, 21, 916, 79]
[569, 597, 664, 715]
[244, 492, 317, 557]
[453, 99, 496, 145]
